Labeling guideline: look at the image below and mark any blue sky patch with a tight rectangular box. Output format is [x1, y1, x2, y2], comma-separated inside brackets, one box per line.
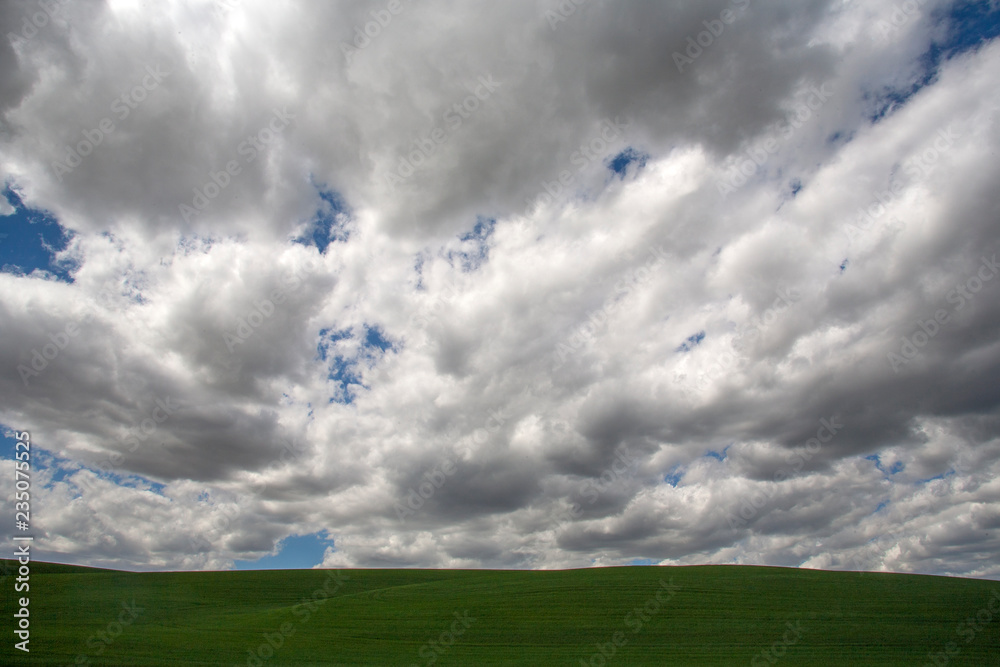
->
[317, 327, 353, 363]
[0, 426, 167, 496]
[234, 532, 334, 570]
[865, 453, 905, 479]
[294, 180, 351, 255]
[0, 183, 78, 283]
[414, 253, 426, 290]
[676, 331, 706, 353]
[318, 324, 397, 403]
[704, 446, 730, 462]
[449, 217, 496, 273]
[607, 147, 649, 179]
[827, 130, 854, 146]
[937, 1, 1000, 58]
[364, 325, 394, 353]
[915, 470, 953, 484]
[62, 459, 168, 496]
[868, 1, 1000, 122]
[318, 328, 362, 404]
[1, 426, 66, 488]
[1, 426, 26, 463]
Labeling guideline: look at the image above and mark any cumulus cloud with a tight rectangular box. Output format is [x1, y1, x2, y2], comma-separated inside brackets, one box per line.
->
[0, 0, 998, 579]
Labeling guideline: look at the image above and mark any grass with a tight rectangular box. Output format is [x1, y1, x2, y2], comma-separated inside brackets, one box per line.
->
[2, 560, 998, 665]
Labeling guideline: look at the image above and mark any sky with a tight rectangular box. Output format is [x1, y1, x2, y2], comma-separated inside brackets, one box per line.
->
[0, 0, 999, 579]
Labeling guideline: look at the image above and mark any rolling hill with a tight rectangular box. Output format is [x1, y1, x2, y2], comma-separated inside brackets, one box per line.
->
[2, 560, 998, 665]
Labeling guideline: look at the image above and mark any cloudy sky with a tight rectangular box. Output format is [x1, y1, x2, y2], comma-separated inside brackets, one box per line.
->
[1, 0, 999, 579]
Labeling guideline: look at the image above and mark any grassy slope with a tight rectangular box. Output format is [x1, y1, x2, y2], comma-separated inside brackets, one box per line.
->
[2, 561, 998, 666]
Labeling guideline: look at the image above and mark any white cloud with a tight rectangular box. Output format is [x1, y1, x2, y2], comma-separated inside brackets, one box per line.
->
[0, 0, 998, 579]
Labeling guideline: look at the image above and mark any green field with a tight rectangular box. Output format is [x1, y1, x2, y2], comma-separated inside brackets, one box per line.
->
[2, 560, 998, 665]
